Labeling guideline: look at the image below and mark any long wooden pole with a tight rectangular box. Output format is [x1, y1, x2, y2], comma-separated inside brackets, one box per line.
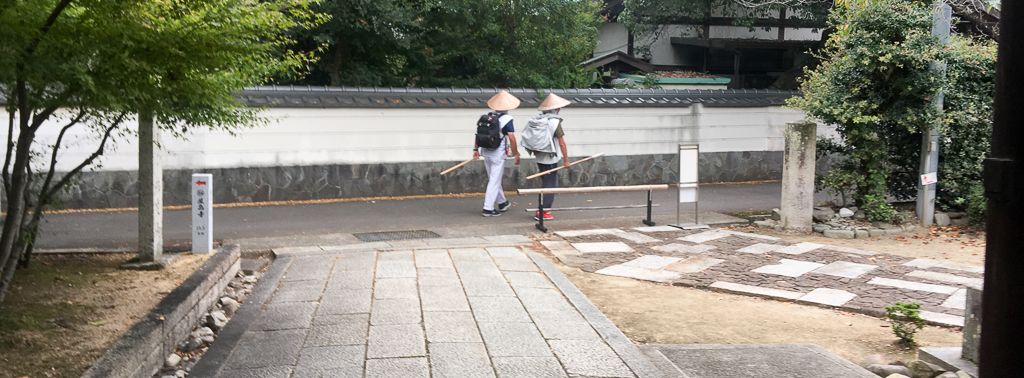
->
[439, 157, 477, 175]
[525, 153, 605, 180]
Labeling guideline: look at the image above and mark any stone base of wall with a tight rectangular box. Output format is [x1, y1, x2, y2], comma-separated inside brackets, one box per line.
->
[81, 245, 240, 378]
[55, 152, 781, 209]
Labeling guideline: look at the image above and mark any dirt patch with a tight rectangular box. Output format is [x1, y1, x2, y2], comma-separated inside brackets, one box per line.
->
[549, 225, 981, 366]
[557, 261, 962, 364]
[0, 253, 209, 378]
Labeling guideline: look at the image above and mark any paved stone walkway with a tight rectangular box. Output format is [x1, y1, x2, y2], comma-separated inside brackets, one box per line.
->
[545, 227, 982, 327]
[191, 235, 661, 378]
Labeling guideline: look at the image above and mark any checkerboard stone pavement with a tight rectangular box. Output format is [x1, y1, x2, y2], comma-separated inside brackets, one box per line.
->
[191, 235, 663, 378]
[544, 227, 983, 328]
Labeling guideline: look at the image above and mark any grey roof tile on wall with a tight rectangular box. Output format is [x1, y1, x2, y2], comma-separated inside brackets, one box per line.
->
[235, 86, 798, 109]
[0, 87, 798, 108]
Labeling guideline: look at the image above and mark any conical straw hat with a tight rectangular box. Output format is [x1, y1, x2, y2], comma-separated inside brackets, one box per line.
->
[486, 90, 521, 111]
[538, 93, 571, 111]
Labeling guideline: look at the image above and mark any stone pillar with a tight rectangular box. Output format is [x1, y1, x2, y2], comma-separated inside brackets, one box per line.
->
[780, 121, 817, 232]
[963, 285, 982, 362]
[138, 112, 163, 262]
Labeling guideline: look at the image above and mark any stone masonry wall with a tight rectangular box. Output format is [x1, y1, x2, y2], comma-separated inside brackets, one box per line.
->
[54, 151, 782, 209]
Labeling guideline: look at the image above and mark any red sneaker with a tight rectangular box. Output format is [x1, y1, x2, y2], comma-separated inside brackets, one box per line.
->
[534, 211, 553, 220]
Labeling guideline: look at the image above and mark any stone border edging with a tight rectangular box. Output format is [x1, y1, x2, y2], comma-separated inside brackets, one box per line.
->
[189, 254, 295, 377]
[81, 245, 241, 378]
[526, 250, 665, 378]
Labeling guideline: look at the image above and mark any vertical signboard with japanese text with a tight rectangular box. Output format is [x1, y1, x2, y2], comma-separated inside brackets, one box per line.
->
[192, 173, 213, 254]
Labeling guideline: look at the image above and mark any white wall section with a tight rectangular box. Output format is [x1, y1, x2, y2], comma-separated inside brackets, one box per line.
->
[2, 104, 822, 172]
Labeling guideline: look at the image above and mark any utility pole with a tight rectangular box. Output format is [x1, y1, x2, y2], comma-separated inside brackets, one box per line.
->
[916, 2, 951, 226]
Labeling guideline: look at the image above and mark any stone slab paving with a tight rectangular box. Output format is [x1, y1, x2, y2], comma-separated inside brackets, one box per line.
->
[548, 226, 984, 327]
[194, 236, 660, 377]
[641, 344, 878, 378]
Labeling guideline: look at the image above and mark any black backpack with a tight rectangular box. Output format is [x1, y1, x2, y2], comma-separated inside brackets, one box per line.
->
[475, 112, 503, 149]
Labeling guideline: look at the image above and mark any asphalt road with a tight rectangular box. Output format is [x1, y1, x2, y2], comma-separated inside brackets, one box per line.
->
[34, 181, 833, 250]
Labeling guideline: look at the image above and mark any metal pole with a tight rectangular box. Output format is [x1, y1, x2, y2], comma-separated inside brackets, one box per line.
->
[980, 0, 1024, 373]
[916, 3, 951, 225]
[535, 193, 547, 232]
[695, 185, 700, 226]
[644, 190, 655, 226]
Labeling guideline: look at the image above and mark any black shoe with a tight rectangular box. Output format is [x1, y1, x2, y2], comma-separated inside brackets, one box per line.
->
[482, 209, 501, 217]
[497, 201, 512, 212]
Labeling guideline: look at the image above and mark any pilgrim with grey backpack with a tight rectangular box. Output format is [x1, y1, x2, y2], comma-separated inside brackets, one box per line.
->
[473, 90, 521, 217]
[521, 93, 570, 221]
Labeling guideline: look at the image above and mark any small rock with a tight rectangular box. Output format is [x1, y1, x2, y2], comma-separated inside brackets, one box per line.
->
[824, 229, 855, 239]
[181, 337, 203, 352]
[771, 208, 782, 221]
[955, 371, 971, 378]
[206, 311, 228, 333]
[872, 221, 898, 229]
[164, 353, 182, 368]
[839, 208, 855, 218]
[813, 224, 830, 233]
[854, 210, 867, 220]
[241, 275, 258, 284]
[221, 298, 240, 315]
[951, 218, 969, 226]
[198, 326, 216, 343]
[813, 207, 836, 222]
[855, 229, 870, 239]
[753, 220, 777, 228]
[867, 364, 911, 377]
[901, 224, 917, 232]
[176, 370, 187, 378]
[228, 281, 244, 289]
[868, 229, 887, 238]
[934, 213, 951, 227]
[161, 375, 176, 378]
[849, 206, 859, 212]
[908, 360, 946, 378]
[886, 375, 911, 378]
[934, 373, 959, 378]
[859, 354, 886, 368]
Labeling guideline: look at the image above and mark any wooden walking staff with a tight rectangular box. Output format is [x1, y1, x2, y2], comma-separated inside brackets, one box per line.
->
[439, 157, 477, 175]
[525, 153, 605, 180]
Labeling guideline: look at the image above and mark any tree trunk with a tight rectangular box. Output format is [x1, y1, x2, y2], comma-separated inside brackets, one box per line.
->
[330, 41, 350, 86]
[0, 111, 36, 304]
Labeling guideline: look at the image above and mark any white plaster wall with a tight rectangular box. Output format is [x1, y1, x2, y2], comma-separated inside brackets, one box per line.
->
[635, 25, 695, 66]
[2, 105, 817, 172]
[595, 23, 630, 55]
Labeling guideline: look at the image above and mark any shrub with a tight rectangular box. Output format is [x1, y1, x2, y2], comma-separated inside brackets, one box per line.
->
[885, 302, 928, 347]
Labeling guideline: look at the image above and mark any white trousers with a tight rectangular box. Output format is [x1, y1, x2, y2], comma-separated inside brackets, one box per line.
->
[482, 155, 507, 210]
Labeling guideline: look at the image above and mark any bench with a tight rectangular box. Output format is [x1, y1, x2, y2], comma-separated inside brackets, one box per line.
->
[517, 184, 670, 232]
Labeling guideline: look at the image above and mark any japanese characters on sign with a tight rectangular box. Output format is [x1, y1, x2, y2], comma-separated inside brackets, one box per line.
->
[192, 173, 213, 254]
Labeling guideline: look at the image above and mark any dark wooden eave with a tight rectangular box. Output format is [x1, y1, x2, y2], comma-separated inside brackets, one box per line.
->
[670, 37, 817, 51]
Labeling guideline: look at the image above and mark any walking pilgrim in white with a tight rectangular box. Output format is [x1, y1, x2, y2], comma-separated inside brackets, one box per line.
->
[521, 93, 571, 220]
[474, 90, 521, 216]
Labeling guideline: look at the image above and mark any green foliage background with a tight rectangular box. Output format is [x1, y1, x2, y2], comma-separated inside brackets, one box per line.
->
[790, 0, 995, 222]
[284, 0, 603, 88]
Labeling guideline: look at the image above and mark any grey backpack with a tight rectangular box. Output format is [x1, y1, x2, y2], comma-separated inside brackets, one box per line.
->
[521, 114, 560, 154]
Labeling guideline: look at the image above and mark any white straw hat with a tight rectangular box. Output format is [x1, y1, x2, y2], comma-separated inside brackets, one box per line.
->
[486, 90, 521, 111]
[538, 93, 571, 111]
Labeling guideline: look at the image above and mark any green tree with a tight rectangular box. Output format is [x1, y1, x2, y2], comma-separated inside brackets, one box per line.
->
[790, 0, 995, 222]
[285, 0, 427, 86]
[0, 0, 321, 304]
[284, 0, 603, 88]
